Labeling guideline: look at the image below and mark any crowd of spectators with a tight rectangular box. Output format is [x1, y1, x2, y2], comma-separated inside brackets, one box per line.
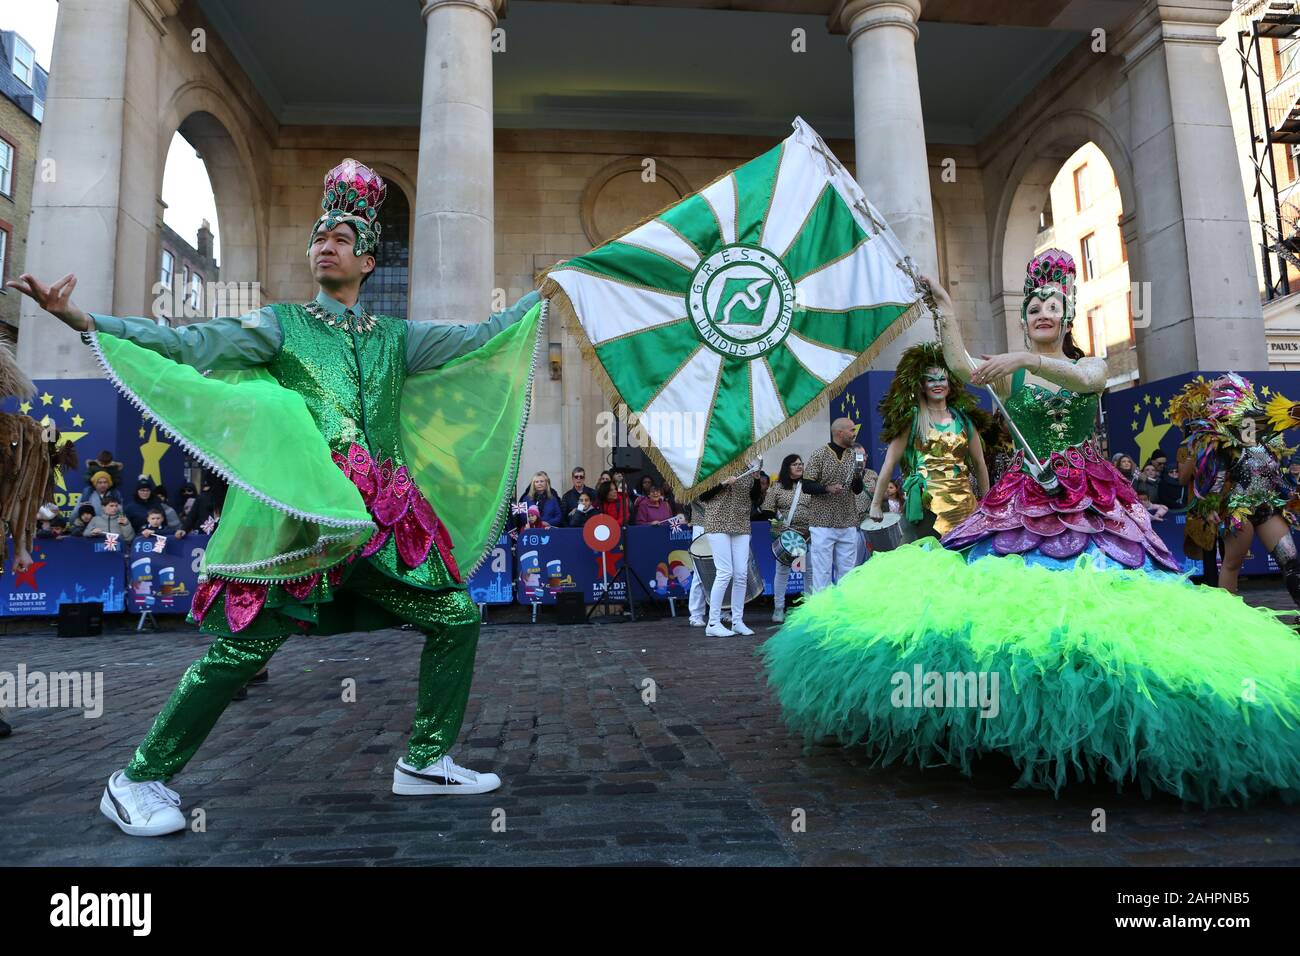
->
[517, 465, 703, 529]
[31, 450, 228, 542]
[1111, 451, 1184, 521]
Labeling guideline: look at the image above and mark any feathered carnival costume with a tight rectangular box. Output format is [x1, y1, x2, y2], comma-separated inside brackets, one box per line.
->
[1168, 373, 1300, 603]
[760, 250, 1300, 807]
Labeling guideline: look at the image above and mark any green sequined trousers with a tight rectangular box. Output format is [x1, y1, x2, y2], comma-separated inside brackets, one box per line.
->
[124, 561, 481, 781]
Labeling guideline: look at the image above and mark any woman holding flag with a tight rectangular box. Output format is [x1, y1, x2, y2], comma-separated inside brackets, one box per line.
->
[761, 249, 1300, 807]
[536, 114, 1298, 805]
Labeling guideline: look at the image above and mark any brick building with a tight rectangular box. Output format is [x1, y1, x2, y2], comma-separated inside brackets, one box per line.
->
[157, 218, 219, 323]
[0, 29, 47, 341]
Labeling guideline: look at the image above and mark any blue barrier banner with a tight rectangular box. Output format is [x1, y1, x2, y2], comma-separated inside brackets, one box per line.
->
[626, 523, 694, 600]
[125, 533, 208, 614]
[513, 523, 806, 605]
[1, 378, 189, 517]
[466, 535, 515, 605]
[2, 536, 126, 615]
[515, 528, 595, 605]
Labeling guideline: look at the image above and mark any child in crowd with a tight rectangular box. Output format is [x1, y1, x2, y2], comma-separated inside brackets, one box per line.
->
[84, 497, 136, 543]
[567, 490, 598, 528]
[138, 507, 171, 539]
[35, 516, 68, 539]
[1137, 491, 1168, 522]
[70, 504, 97, 536]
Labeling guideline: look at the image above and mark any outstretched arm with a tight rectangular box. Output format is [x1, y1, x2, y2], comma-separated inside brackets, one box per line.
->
[972, 349, 1108, 395]
[924, 275, 981, 384]
[407, 289, 541, 374]
[6, 273, 280, 371]
[924, 275, 1015, 400]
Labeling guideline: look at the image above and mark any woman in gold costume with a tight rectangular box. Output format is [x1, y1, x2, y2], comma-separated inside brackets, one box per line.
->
[868, 343, 991, 542]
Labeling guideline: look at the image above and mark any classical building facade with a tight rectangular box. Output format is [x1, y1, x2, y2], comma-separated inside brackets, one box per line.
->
[19, 0, 1264, 482]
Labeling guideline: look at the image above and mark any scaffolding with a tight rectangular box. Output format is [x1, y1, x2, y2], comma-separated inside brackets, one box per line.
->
[1238, 0, 1300, 300]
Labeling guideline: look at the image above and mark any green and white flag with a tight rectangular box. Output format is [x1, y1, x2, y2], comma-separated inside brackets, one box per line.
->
[542, 117, 926, 500]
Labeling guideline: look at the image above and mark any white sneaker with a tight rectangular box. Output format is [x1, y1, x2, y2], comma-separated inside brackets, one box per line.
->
[732, 621, 755, 636]
[705, 623, 735, 637]
[771, 608, 785, 624]
[688, 617, 706, 627]
[392, 754, 501, 795]
[99, 770, 186, 837]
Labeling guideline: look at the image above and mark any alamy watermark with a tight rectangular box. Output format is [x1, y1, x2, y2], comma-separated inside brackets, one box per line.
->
[890, 665, 1000, 719]
[0, 665, 103, 718]
[595, 402, 706, 453]
[151, 280, 263, 323]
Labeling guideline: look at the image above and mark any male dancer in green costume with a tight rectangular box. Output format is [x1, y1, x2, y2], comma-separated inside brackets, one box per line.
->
[9, 159, 542, 836]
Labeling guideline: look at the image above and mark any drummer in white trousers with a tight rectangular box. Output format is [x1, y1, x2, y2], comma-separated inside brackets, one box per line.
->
[803, 418, 868, 593]
[697, 469, 764, 637]
[687, 495, 710, 626]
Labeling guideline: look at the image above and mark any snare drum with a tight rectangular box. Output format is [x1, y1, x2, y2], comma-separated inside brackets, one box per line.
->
[859, 512, 903, 553]
[772, 528, 808, 566]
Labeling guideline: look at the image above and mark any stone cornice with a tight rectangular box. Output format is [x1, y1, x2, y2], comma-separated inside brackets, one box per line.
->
[131, 0, 174, 36]
[1113, 1, 1230, 74]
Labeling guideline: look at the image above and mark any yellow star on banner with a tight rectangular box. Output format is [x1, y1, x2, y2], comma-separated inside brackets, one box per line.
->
[35, 413, 87, 492]
[1262, 385, 1272, 397]
[138, 426, 146, 439]
[140, 425, 171, 485]
[1132, 403, 1140, 414]
[1153, 396, 1163, 408]
[1143, 394, 1152, 406]
[18, 401, 31, 414]
[71, 414, 84, 427]
[1134, 413, 1173, 468]
[59, 397, 73, 412]
[39, 392, 53, 405]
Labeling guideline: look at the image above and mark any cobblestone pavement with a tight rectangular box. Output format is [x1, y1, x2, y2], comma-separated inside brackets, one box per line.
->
[2, 583, 1298, 866]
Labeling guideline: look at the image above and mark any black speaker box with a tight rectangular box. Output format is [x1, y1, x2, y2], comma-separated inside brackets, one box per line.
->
[555, 591, 587, 624]
[611, 445, 647, 473]
[58, 602, 103, 638]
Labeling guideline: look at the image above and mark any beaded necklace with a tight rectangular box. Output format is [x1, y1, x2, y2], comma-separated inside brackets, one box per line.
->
[303, 299, 377, 334]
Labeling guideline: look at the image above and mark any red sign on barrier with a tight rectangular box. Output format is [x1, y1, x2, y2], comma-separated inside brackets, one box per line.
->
[583, 514, 621, 553]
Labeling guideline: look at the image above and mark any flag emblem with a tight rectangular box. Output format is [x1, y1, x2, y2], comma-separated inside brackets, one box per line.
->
[543, 117, 924, 498]
[690, 245, 793, 357]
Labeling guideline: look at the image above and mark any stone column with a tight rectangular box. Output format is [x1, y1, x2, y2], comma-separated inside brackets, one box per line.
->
[17, 0, 173, 377]
[1115, 0, 1267, 376]
[837, 0, 937, 364]
[413, 0, 501, 324]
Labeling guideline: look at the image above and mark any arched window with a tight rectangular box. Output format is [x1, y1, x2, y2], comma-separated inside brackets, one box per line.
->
[367, 183, 410, 319]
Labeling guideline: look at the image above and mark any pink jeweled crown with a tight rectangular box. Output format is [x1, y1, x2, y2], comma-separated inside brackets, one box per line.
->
[307, 158, 388, 257]
[1021, 247, 1077, 327]
[1023, 248, 1076, 302]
